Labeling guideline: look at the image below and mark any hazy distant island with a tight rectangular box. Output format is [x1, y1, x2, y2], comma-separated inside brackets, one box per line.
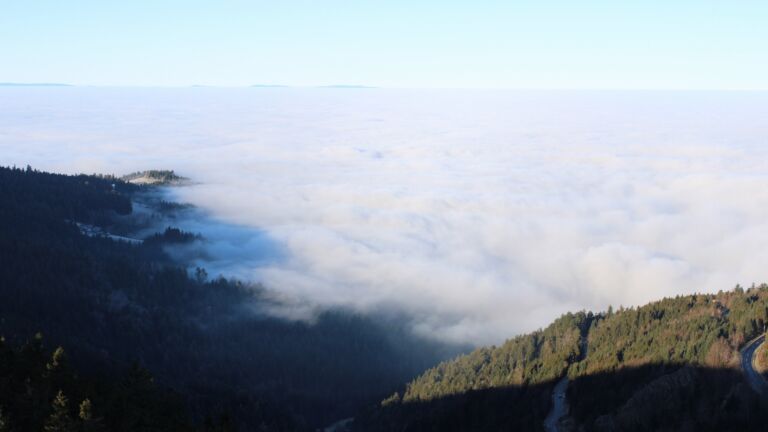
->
[249, 84, 377, 88]
[318, 84, 377, 89]
[0, 82, 73, 87]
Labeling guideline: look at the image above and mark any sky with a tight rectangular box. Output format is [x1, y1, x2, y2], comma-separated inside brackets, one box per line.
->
[2, 1, 768, 89]
[2, 87, 768, 345]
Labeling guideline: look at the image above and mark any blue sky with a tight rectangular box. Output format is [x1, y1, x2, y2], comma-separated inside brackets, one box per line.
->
[2, 0, 767, 89]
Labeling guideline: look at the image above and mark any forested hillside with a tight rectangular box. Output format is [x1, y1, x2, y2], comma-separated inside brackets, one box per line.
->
[0, 335, 202, 431]
[0, 166, 455, 431]
[9, 165, 768, 431]
[357, 286, 768, 431]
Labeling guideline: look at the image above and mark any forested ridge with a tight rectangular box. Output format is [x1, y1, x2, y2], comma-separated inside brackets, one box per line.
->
[0, 335, 198, 431]
[357, 286, 768, 431]
[7, 165, 768, 431]
[0, 166, 455, 431]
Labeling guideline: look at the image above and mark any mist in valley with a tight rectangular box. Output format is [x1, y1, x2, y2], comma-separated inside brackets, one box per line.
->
[3, 87, 768, 345]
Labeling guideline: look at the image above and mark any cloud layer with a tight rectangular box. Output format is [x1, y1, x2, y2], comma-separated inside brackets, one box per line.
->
[2, 88, 768, 345]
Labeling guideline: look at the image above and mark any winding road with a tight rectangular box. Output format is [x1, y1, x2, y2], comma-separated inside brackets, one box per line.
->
[541, 333, 766, 432]
[544, 332, 588, 432]
[543, 376, 569, 432]
[741, 334, 768, 397]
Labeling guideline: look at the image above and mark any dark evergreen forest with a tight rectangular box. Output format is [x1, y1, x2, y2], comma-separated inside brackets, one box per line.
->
[0, 166, 454, 431]
[356, 286, 768, 431]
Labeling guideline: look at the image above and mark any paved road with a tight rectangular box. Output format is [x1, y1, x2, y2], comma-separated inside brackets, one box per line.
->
[543, 376, 569, 432]
[741, 334, 768, 397]
[540, 333, 765, 432]
[544, 333, 588, 432]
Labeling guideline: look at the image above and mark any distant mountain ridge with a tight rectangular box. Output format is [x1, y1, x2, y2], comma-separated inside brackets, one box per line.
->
[250, 84, 377, 88]
[121, 169, 189, 185]
[0, 82, 73, 87]
[319, 85, 377, 89]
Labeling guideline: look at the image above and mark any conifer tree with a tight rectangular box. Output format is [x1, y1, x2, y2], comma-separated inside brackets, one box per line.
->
[78, 399, 92, 422]
[44, 390, 75, 432]
[47, 347, 67, 371]
[79, 399, 104, 432]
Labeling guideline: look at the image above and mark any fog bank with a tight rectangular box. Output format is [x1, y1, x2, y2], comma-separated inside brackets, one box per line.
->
[2, 88, 768, 345]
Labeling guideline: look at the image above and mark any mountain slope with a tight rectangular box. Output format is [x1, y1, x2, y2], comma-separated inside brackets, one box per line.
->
[0, 166, 455, 430]
[358, 286, 768, 431]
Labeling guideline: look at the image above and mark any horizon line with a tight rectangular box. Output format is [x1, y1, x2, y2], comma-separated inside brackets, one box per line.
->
[2, 82, 768, 92]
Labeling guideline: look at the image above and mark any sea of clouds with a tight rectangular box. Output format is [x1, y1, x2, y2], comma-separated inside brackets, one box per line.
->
[2, 87, 768, 345]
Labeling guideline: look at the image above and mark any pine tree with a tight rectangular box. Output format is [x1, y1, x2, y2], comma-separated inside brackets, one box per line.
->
[78, 399, 92, 422]
[44, 390, 75, 432]
[47, 347, 67, 371]
[46, 346, 72, 392]
[79, 399, 104, 432]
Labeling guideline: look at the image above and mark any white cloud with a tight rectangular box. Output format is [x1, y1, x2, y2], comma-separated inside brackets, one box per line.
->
[2, 87, 768, 345]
